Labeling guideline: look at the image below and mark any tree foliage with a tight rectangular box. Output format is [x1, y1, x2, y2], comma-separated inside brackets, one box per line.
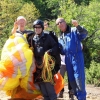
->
[55, 0, 100, 85]
[0, 0, 100, 85]
[56, 0, 100, 67]
[86, 61, 100, 86]
[0, 0, 40, 53]
[31, 0, 52, 20]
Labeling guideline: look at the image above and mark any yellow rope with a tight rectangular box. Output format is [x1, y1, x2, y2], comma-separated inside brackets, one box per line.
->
[42, 52, 55, 83]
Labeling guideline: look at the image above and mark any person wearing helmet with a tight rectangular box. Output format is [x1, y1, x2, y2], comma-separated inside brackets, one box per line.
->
[28, 19, 60, 100]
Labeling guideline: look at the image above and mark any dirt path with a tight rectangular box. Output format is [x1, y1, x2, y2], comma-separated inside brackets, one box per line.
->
[0, 84, 100, 100]
[63, 84, 100, 100]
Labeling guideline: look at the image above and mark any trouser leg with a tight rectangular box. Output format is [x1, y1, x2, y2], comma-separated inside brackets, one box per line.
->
[58, 65, 66, 97]
[74, 53, 86, 100]
[59, 64, 74, 99]
[39, 82, 57, 100]
[59, 64, 66, 92]
[68, 79, 72, 90]
[68, 79, 74, 99]
[76, 78, 86, 100]
[66, 53, 86, 100]
[59, 64, 66, 78]
[39, 82, 50, 100]
[59, 64, 73, 91]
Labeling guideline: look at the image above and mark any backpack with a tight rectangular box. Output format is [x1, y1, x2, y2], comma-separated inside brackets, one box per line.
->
[49, 31, 58, 43]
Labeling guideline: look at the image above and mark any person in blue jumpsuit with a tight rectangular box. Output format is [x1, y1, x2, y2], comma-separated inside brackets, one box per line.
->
[56, 18, 88, 100]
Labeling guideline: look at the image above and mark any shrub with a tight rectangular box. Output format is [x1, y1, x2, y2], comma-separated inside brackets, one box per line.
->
[86, 61, 100, 86]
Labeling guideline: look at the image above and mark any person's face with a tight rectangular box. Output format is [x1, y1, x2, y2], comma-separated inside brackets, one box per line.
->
[17, 19, 26, 29]
[44, 23, 49, 30]
[34, 25, 43, 35]
[56, 19, 67, 32]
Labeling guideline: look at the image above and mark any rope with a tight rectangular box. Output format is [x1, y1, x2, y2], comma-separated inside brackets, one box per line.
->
[41, 52, 55, 83]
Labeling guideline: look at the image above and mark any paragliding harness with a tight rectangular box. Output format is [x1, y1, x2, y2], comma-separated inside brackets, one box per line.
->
[31, 31, 61, 83]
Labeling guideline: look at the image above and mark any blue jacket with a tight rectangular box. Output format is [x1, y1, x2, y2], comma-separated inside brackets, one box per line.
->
[59, 25, 88, 55]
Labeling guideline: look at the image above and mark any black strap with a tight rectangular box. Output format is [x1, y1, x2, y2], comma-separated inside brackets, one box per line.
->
[30, 34, 35, 49]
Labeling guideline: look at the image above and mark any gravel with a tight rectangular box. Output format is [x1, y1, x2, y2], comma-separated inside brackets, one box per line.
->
[0, 84, 100, 100]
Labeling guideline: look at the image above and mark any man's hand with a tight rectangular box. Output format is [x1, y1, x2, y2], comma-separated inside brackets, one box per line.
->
[11, 20, 18, 34]
[72, 19, 79, 27]
[14, 20, 18, 29]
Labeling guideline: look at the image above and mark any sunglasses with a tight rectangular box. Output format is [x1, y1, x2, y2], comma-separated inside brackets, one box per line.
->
[56, 21, 64, 25]
[34, 26, 42, 29]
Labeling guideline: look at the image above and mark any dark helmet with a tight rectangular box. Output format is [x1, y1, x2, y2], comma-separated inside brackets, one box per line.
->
[33, 19, 44, 29]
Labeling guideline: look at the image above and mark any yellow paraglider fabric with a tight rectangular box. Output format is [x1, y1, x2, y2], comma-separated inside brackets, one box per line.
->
[0, 33, 64, 99]
[0, 33, 41, 96]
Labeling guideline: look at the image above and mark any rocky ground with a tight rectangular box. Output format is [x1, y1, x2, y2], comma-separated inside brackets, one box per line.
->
[63, 84, 100, 100]
[0, 84, 100, 100]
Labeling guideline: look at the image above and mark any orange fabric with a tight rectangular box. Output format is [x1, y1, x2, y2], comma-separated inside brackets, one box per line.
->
[54, 73, 64, 94]
[8, 73, 64, 99]
[13, 87, 42, 99]
[0, 61, 14, 77]
[28, 81, 38, 90]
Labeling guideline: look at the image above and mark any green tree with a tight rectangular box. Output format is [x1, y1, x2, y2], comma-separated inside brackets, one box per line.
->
[56, 0, 100, 68]
[0, 0, 40, 56]
[30, 0, 49, 19]
[55, 0, 100, 85]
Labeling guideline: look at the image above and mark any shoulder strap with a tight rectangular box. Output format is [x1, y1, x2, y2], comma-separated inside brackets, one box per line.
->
[30, 34, 35, 50]
[42, 33, 48, 43]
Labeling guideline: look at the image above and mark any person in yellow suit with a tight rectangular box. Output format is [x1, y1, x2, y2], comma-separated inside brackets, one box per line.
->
[0, 16, 43, 99]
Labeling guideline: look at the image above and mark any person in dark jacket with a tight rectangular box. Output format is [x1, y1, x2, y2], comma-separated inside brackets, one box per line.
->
[28, 19, 59, 100]
[56, 18, 88, 100]
[43, 20, 61, 75]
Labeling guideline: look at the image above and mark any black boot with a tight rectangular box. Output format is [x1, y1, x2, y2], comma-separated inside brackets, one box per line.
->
[68, 89, 74, 100]
[58, 88, 64, 98]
